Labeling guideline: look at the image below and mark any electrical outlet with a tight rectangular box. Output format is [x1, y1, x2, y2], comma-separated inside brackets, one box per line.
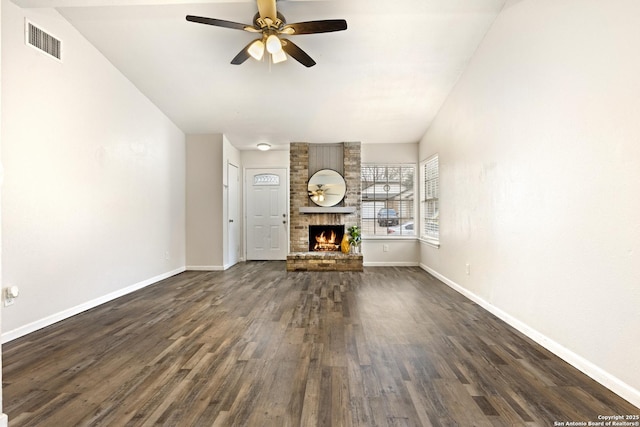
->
[165, 251, 170, 260]
[466, 263, 470, 275]
[4, 286, 19, 307]
[383, 244, 389, 252]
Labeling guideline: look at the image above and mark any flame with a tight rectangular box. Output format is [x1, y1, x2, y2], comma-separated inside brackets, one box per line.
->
[314, 230, 339, 251]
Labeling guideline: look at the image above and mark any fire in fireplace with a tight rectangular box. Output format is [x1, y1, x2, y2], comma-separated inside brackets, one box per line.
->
[309, 225, 345, 252]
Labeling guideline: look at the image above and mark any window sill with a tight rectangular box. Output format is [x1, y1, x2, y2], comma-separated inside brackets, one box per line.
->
[420, 238, 440, 248]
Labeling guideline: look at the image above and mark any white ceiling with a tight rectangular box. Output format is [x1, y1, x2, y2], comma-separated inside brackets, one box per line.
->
[16, 0, 507, 150]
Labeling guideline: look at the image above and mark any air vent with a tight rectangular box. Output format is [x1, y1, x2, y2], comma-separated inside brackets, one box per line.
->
[25, 20, 62, 61]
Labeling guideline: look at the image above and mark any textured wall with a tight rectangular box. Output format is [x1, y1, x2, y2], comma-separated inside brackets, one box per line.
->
[185, 134, 223, 269]
[2, 3, 185, 339]
[419, 0, 640, 406]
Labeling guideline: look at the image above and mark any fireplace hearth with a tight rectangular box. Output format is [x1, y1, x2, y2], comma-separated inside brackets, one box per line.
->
[309, 225, 344, 252]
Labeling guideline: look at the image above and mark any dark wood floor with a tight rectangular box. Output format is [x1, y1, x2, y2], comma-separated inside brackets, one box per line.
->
[3, 263, 638, 426]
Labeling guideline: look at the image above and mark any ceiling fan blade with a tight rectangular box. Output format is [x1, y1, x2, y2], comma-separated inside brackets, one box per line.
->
[186, 15, 255, 32]
[281, 39, 316, 67]
[257, 0, 277, 20]
[281, 19, 347, 35]
[230, 40, 257, 65]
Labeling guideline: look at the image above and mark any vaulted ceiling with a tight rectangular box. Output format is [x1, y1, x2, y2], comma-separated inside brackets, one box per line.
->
[14, 0, 508, 150]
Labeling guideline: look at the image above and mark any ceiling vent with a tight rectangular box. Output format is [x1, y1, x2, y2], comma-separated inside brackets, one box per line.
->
[25, 20, 62, 62]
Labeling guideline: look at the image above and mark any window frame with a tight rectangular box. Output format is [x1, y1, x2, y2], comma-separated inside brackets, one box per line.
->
[420, 154, 440, 247]
[361, 163, 417, 239]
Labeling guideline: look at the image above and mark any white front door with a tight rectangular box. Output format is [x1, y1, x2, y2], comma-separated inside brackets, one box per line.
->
[245, 168, 288, 260]
[228, 163, 240, 266]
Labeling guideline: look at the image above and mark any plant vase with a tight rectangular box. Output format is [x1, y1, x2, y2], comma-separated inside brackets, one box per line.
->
[347, 225, 362, 255]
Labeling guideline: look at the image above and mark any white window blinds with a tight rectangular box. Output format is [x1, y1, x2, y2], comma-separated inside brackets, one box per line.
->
[421, 155, 439, 241]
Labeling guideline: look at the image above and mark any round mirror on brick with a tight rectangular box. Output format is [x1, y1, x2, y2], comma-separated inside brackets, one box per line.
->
[308, 169, 346, 207]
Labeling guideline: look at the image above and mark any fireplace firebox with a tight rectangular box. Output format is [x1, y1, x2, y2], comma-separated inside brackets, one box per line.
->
[309, 225, 345, 252]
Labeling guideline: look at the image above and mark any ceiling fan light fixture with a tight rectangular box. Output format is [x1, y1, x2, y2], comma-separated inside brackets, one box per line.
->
[257, 143, 271, 151]
[248, 39, 265, 60]
[186, 2, 348, 67]
[271, 49, 287, 64]
[266, 34, 282, 54]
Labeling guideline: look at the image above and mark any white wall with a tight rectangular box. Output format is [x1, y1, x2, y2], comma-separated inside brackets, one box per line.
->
[0, 0, 6, 423]
[185, 134, 223, 270]
[362, 143, 420, 266]
[241, 149, 289, 170]
[1, 2, 186, 341]
[419, 0, 640, 406]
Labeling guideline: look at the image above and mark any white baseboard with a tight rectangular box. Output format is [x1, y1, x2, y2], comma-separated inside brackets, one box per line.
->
[186, 265, 226, 271]
[188, 261, 244, 271]
[1, 267, 186, 344]
[364, 261, 420, 267]
[420, 263, 640, 409]
[0, 414, 8, 427]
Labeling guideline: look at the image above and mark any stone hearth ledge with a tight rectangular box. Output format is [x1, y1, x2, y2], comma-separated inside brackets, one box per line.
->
[286, 252, 364, 272]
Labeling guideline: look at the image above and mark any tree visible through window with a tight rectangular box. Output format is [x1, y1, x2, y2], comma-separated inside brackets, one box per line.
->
[361, 165, 415, 236]
[421, 155, 439, 241]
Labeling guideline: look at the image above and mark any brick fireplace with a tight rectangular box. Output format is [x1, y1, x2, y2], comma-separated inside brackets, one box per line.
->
[286, 142, 363, 271]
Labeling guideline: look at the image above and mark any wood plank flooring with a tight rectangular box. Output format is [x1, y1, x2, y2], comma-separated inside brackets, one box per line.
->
[3, 262, 638, 426]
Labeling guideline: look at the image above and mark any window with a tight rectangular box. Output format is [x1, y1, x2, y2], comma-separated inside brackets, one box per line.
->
[253, 173, 280, 186]
[361, 164, 415, 237]
[421, 155, 439, 242]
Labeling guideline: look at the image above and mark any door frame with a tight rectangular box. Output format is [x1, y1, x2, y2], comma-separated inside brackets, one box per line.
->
[227, 162, 240, 268]
[244, 167, 289, 260]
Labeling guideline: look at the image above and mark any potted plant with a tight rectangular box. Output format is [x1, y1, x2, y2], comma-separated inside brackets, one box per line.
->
[347, 225, 361, 254]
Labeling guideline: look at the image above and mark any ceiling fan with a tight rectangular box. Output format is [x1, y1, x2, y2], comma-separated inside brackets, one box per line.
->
[186, 0, 347, 67]
[309, 184, 327, 202]
[308, 184, 341, 202]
